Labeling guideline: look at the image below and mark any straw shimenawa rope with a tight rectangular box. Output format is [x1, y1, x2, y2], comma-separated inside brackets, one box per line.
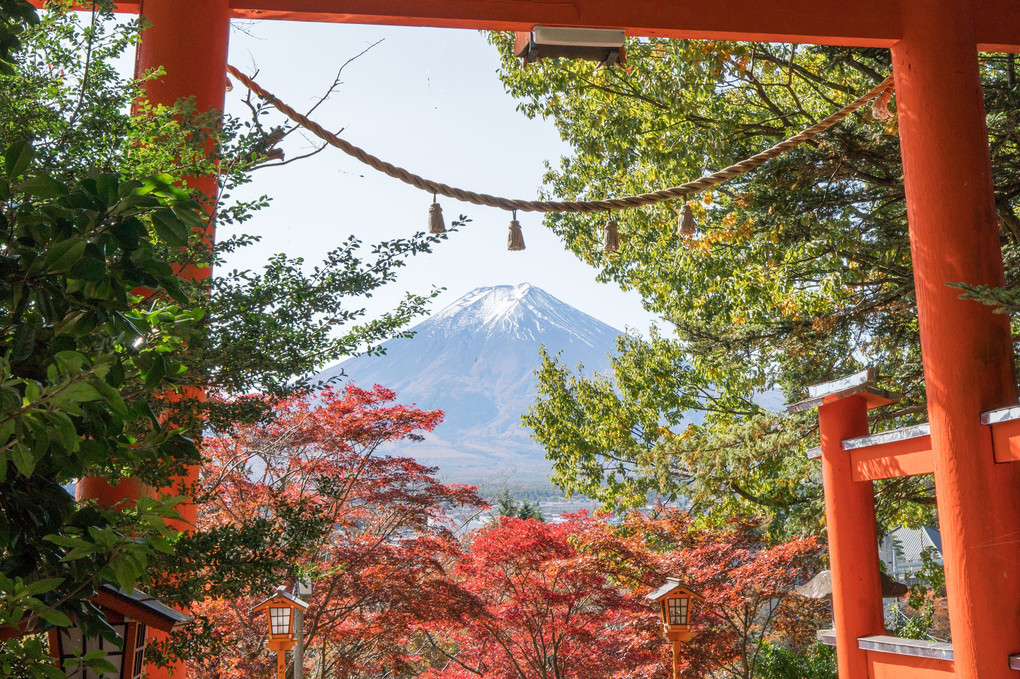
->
[226, 64, 894, 215]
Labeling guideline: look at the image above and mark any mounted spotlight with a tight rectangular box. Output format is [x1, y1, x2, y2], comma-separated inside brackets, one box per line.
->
[515, 26, 626, 66]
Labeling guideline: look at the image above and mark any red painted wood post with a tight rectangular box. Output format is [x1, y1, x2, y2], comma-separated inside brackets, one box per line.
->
[892, 0, 1020, 676]
[817, 395, 884, 679]
[75, 2, 231, 678]
[75, 3, 231, 503]
[134, 0, 231, 540]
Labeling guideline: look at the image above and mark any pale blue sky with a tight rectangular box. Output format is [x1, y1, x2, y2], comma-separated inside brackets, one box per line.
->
[219, 20, 659, 337]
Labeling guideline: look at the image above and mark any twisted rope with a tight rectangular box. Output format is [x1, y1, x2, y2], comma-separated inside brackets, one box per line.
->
[227, 65, 893, 214]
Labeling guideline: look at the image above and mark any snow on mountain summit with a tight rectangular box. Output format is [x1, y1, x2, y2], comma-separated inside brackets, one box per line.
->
[314, 284, 623, 488]
[425, 283, 616, 347]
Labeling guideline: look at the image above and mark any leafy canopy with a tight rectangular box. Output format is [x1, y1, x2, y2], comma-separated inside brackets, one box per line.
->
[188, 386, 485, 678]
[0, 4, 458, 674]
[499, 36, 1020, 533]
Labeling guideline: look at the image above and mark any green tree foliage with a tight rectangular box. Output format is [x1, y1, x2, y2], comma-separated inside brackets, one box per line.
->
[494, 488, 544, 521]
[0, 0, 35, 74]
[0, 5, 457, 674]
[500, 36, 1020, 533]
[757, 642, 836, 679]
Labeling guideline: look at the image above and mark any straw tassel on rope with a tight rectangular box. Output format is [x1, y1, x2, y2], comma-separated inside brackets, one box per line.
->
[678, 203, 697, 237]
[871, 86, 894, 120]
[604, 215, 620, 252]
[507, 211, 526, 251]
[429, 193, 446, 234]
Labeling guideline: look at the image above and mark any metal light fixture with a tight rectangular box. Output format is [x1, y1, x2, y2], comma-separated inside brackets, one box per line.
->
[515, 26, 626, 66]
[646, 578, 704, 638]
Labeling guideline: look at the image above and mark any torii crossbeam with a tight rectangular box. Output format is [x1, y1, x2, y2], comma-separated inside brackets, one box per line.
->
[48, 1, 1020, 679]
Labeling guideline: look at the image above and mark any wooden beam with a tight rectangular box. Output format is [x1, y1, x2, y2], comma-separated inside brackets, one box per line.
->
[981, 406, 1020, 463]
[228, 0, 1020, 51]
[36, 0, 1020, 50]
[866, 652, 956, 679]
[226, 0, 901, 47]
[850, 435, 934, 481]
[842, 424, 934, 481]
[990, 420, 1020, 463]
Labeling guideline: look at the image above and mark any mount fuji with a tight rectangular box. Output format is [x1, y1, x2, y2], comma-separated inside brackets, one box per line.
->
[314, 284, 623, 491]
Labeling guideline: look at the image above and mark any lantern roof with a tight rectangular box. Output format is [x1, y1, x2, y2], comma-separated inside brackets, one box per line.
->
[252, 586, 309, 613]
[645, 578, 705, 603]
[95, 585, 191, 633]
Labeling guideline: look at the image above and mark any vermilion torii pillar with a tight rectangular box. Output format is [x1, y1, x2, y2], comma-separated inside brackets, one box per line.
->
[133, 4, 232, 679]
[41, 1, 1020, 678]
[892, 1, 1020, 677]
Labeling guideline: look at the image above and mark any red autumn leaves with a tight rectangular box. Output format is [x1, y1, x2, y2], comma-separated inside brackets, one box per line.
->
[190, 386, 825, 679]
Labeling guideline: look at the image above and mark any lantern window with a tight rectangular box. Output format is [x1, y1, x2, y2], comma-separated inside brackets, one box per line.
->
[270, 606, 292, 636]
[59, 623, 127, 678]
[668, 597, 690, 626]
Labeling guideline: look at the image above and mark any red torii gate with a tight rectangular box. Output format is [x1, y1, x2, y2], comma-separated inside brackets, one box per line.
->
[56, 1, 1020, 678]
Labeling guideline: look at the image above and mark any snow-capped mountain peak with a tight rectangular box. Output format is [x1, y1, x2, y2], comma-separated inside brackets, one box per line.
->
[314, 285, 623, 488]
[426, 283, 615, 347]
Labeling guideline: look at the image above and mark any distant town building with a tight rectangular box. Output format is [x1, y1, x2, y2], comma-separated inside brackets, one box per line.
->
[880, 526, 943, 585]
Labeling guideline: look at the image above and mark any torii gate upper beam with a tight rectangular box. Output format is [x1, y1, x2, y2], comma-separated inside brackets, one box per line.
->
[53, 0, 1020, 51]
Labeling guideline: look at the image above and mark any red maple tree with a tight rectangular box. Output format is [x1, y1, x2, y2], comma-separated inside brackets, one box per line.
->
[184, 386, 823, 679]
[190, 385, 487, 679]
[572, 510, 828, 679]
[418, 510, 825, 679]
[420, 515, 663, 679]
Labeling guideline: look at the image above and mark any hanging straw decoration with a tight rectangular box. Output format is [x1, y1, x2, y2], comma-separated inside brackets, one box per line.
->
[603, 215, 620, 252]
[871, 88, 894, 120]
[226, 66, 896, 249]
[507, 211, 526, 251]
[429, 193, 446, 234]
[678, 203, 697, 237]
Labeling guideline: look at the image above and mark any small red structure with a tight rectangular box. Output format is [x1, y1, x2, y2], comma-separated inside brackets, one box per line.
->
[791, 369, 1020, 678]
[47, 585, 190, 679]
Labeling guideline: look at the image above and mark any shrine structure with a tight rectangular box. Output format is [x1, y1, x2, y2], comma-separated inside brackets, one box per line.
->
[37, 1, 1020, 678]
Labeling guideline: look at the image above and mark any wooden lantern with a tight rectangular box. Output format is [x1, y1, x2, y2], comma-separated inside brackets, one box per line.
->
[645, 578, 705, 643]
[252, 586, 308, 653]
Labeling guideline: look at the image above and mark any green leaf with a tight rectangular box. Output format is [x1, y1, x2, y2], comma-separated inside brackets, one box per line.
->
[150, 209, 189, 247]
[172, 203, 207, 230]
[110, 217, 143, 249]
[143, 354, 166, 388]
[4, 139, 33, 177]
[44, 238, 87, 273]
[44, 535, 93, 550]
[69, 255, 107, 282]
[0, 418, 15, 445]
[18, 175, 68, 198]
[111, 557, 137, 593]
[26, 577, 63, 595]
[48, 411, 78, 450]
[92, 379, 128, 416]
[57, 380, 102, 403]
[38, 608, 72, 627]
[10, 443, 36, 477]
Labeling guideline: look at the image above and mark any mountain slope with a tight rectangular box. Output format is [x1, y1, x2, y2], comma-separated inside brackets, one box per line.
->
[314, 284, 622, 488]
